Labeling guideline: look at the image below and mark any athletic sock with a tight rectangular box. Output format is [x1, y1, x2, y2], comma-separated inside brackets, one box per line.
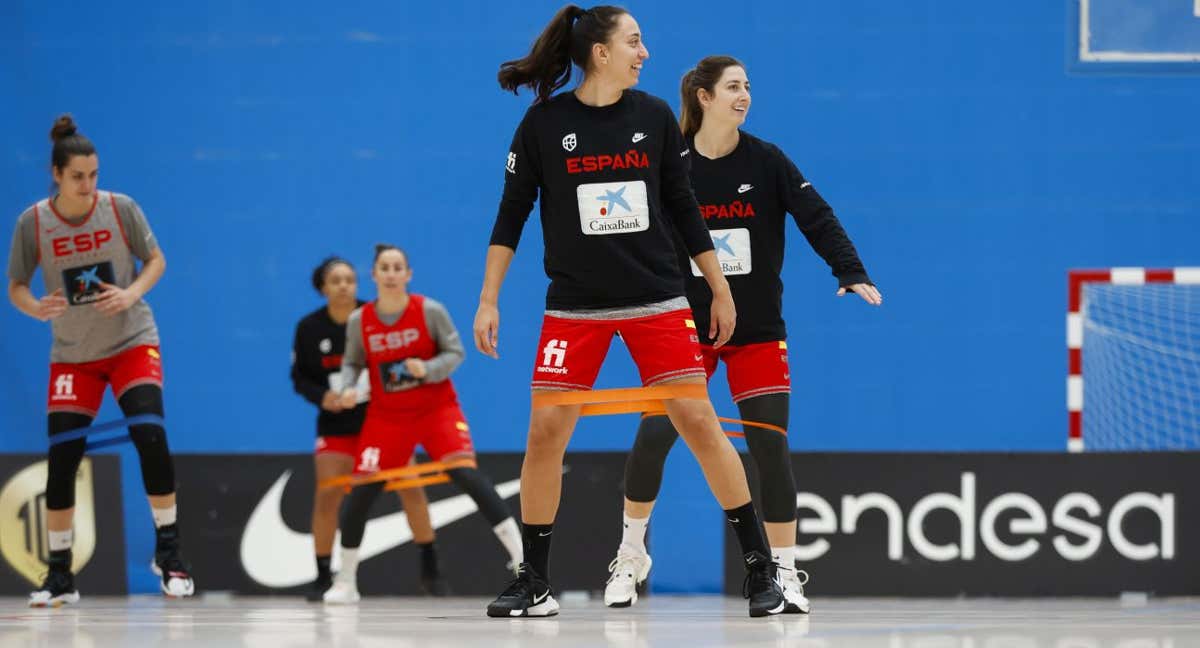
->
[315, 555, 332, 581]
[522, 523, 554, 580]
[771, 545, 795, 570]
[620, 513, 649, 554]
[151, 504, 177, 528]
[493, 517, 524, 565]
[724, 502, 770, 558]
[48, 529, 73, 552]
[336, 548, 359, 585]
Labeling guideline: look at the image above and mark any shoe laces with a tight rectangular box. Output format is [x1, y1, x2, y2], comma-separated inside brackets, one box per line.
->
[606, 548, 646, 584]
[157, 553, 189, 577]
[741, 559, 777, 599]
[498, 563, 537, 598]
[36, 567, 71, 591]
[776, 565, 809, 593]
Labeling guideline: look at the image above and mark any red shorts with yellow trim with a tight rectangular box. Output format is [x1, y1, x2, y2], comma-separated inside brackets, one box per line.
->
[353, 403, 474, 474]
[47, 345, 164, 417]
[315, 434, 359, 457]
[530, 309, 706, 390]
[702, 340, 791, 403]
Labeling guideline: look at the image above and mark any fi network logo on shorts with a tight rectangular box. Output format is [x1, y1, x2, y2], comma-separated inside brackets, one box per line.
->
[537, 340, 568, 375]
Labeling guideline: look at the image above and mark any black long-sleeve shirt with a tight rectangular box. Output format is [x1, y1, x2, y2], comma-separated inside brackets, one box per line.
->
[490, 90, 714, 310]
[683, 131, 872, 346]
[290, 303, 367, 437]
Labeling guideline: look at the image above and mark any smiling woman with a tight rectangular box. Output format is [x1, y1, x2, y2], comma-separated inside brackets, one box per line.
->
[5, 114, 193, 606]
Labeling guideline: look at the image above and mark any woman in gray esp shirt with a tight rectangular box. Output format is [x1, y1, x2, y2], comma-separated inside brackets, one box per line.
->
[6, 115, 194, 606]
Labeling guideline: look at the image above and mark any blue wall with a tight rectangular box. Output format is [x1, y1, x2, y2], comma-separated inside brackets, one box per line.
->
[2, 1, 1197, 593]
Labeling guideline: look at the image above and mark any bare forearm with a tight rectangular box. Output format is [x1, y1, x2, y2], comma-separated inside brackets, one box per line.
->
[127, 250, 166, 300]
[479, 245, 515, 304]
[7, 281, 40, 318]
[692, 251, 732, 299]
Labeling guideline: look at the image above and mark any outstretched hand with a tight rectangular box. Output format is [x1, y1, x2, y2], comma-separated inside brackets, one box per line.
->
[838, 283, 883, 306]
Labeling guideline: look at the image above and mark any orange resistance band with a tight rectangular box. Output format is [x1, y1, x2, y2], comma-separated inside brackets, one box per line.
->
[532, 385, 786, 437]
[319, 457, 477, 492]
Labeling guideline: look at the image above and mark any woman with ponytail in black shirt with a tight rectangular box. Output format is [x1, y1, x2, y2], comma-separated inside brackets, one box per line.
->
[475, 5, 784, 619]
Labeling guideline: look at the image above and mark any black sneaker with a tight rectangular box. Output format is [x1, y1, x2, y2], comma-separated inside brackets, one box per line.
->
[742, 551, 785, 618]
[28, 566, 79, 607]
[485, 562, 559, 618]
[305, 572, 333, 602]
[152, 524, 196, 598]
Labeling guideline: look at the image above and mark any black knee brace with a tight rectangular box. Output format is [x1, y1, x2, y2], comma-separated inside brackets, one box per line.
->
[46, 413, 93, 510]
[623, 415, 679, 503]
[340, 481, 384, 549]
[446, 467, 512, 526]
[739, 393, 797, 523]
[118, 384, 175, 496]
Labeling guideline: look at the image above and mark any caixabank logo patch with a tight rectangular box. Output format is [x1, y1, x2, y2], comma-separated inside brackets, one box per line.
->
[723, 453, 1199, 596]
[0, 455, 126, 594]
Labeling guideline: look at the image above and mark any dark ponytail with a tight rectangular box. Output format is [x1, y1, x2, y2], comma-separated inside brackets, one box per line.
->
[498, 4, 629, 104]
[679, 55, 745, 138]
[49, 114, 96, 180]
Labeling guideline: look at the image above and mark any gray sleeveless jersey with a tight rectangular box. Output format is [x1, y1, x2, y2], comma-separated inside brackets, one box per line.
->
[6, 191, 160, 363]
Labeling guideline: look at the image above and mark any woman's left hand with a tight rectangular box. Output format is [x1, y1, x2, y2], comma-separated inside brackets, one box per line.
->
[93, 282, 140, 316]
[838, 283, 883, 306]
[404, 358, 428, 379]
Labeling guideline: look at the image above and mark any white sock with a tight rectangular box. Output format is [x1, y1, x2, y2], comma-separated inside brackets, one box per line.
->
[771, 545, 795, 570]
[493, 517, 523, 565]
[48, 529, 73, 552]
[336, 548, 359, 586]
[151, 504, 177, 528]
[620, 513, 649, 554]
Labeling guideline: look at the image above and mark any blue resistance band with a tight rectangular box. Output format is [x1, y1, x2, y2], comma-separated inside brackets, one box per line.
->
[48, 414, 165, 451]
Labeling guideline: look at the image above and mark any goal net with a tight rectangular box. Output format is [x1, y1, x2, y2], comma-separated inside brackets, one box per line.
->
[1068, 268, 1200, 451]
[1070, 268, 1200, 451]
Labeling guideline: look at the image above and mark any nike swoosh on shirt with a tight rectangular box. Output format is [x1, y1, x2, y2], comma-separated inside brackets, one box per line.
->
[239, 470, 521, 588]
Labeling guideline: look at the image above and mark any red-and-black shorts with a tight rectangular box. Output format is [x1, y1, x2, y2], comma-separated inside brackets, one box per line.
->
[353, 403, 474, 474]
[47, 345, 164, 417]
[530, 309, 706, 390]
[315, 434, 359, 457]
[702, 340, 791, 403]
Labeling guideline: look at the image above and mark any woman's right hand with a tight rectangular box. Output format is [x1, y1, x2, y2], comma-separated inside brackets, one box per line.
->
[321, 390, 344, 413]
[35, 289, 68, 321]
[339, 389, 358, 410]
[473, 301, 501, 359]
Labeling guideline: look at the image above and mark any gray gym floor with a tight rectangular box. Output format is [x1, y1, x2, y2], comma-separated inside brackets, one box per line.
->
[1, 596, 1196, 647]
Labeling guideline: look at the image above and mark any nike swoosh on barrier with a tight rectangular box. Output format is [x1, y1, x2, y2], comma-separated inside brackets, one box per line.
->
[239, 470, 522, 588]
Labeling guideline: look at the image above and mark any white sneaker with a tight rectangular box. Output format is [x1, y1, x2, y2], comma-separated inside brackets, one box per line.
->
[149, 560, 195, 598]
[28, 568, 80, 608]
[604, 547, 652, 608]
[323, 579, 361, 604]
[776, 566, 810, 614]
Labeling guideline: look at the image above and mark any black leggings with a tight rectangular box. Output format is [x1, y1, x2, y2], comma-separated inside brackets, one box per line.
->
[339, 465, 513, 549]
[46, 384, 175, 510]
[623, 392, 797, 523]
